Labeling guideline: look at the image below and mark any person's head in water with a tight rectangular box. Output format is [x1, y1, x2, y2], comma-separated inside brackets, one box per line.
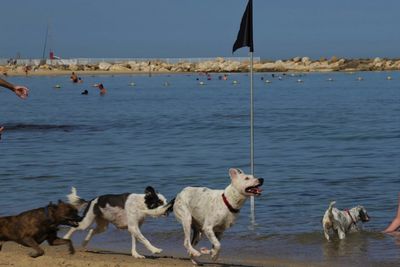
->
[81, 90, 88, 95]
[96, 83, 107, 95]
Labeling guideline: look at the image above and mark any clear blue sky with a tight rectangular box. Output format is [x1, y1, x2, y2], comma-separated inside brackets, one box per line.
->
[1, 0, 398, 59]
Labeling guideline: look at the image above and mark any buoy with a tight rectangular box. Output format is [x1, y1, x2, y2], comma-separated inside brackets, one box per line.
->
[387, 76, 392, 80]
[278, 76, 283, 80]
[129, 82, 136, 86]
[232, 80, 239, 85]
[357, 77, 363, 81]
[164, 82, 170, 86]
[199, 81, 205, 86]
[297, 79, 303, 83]
[327, 78, 334, 81]
[265, 80, 271, 84]
[54, 84, 61, 88]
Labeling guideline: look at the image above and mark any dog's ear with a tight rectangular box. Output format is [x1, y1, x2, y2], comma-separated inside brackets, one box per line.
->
[229, 168, 241, 180]
[145, 186, 156, 196]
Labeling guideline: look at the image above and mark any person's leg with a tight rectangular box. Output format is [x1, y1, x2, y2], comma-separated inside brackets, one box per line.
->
[383, 193, 400, 233]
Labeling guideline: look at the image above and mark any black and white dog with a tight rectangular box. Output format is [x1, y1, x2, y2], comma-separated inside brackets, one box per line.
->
[173, 168, 263, 263]
[64, 186, 174, 258]
[322, 201, 370, 241]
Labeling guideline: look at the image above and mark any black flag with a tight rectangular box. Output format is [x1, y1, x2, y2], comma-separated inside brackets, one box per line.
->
[233, 0, 254, 53]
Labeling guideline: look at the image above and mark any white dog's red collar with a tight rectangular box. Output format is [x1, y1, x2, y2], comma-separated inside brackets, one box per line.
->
[222, 193, 240, 213]
[345, 209, 357, 230]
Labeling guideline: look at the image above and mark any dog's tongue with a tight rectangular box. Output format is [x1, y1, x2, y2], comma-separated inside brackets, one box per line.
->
[254, 187, 262, 194]
[248, 187, 262, 195]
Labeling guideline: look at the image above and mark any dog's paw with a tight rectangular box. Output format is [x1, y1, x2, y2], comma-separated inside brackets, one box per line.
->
[81, 240, 89, 248]
[132, 252, 145, 259]
[29, 251, 44, 258]
[211, 249, 220, 261]
[189, 249, 201, 258]
[69, 247, 75, 255]
[151, 248, 162, 254]
[190, 257, 200, 265]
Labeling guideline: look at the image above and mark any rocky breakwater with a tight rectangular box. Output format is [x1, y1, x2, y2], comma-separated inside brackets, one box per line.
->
[253, 57, 400, 72]
[2, 57, 400, 75]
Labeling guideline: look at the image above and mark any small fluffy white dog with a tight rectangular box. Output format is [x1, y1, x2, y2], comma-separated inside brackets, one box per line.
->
[63, 186, 174, 258]
[322, 201, 370, 241]
[173, 168, 263, 263]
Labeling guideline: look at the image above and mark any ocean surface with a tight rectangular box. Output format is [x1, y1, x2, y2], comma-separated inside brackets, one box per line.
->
[1, 72, 399, 266]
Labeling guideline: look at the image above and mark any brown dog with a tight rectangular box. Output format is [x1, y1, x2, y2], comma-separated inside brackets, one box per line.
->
[0, 200, 82, 257]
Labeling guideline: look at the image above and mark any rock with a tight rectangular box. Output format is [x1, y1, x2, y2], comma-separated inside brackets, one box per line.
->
[98, 62, 112, 71]
[224, 61, 241, 72]
[373, 57, 382, 63]
[109, 64, 130, 71]
[301, 57, 311, 64]
[215, 57, 225, 63]
[292, 57, 301, 63]
[69, 64, 80, 71]
[38, 64, 52, 70]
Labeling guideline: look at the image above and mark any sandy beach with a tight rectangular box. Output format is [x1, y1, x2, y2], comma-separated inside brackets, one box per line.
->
[0, 242, 321, 267]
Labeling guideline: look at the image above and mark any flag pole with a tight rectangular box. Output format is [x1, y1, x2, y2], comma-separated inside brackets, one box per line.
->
[232, 0, 256, 226]
[250, 51, 255, 226]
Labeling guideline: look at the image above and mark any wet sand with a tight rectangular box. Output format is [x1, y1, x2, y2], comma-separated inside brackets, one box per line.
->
[0, 242, 323, 267]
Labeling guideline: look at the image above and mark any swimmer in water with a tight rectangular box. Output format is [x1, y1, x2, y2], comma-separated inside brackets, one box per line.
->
[70, 72, 79, 83]
[96, 83, 107, 95]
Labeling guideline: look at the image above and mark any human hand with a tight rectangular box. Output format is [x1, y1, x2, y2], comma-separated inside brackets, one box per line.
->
[13, 85, 29, 99]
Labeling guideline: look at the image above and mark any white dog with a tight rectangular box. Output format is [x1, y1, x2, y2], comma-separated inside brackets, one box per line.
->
[173, 168, 263, 263]
[63, 186, 174, 258]
[322, 201, 370, 241]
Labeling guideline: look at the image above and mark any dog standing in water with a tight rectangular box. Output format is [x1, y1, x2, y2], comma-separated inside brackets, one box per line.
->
[173, 168, 263, 264]
[64, 186, 174, 258]
[322, 201, 370, 241]
[0, 201, 82, 257]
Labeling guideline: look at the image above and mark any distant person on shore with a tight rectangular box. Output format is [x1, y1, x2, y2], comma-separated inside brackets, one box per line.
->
[70, 72, 79, 83]
[0, 78, 29, 139]
[96, 83, 107, 95]
[23, 65, 30, 76]
[384, 193, 400, 234]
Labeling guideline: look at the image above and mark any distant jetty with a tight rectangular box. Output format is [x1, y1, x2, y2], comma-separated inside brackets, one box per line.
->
[1, 56, 400, 76]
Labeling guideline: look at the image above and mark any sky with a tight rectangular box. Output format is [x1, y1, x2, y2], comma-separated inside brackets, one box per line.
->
[0, 0, 398, 60]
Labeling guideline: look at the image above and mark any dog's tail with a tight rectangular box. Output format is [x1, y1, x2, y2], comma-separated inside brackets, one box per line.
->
[328, 201, 336, 211]
[67, 187, 88, 210]
[142, 198, 175, 217]
[327, 201, 336, 218]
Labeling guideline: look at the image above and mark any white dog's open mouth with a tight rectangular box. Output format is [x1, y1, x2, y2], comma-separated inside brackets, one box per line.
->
[245, 185, 262, 195]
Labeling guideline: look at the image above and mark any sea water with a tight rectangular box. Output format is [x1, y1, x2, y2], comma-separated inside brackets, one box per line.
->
[0, 72, 399, 266]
